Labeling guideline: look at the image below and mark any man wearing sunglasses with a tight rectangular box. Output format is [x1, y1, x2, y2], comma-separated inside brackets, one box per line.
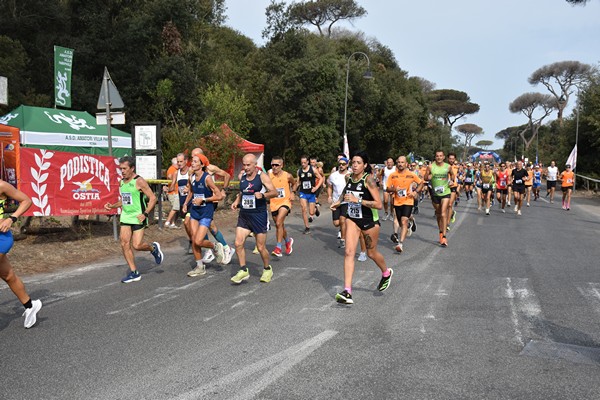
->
[268, 157, 295, 257]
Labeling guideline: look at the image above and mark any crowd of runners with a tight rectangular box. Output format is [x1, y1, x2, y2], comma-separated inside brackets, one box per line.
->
[0, 148, 578, 327]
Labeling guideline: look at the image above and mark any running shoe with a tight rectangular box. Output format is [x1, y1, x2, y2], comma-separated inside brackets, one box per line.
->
[151, 242, 164, 264]
[201, 249, 215, 263]
[527, 202, 530, 207]
[308, 216, 313, 223]
[507, 201, 511, 206]
[567, 207, 570, 211]
[23, 299, 42, 329]
[450, 210, 456, 223]
[446, 226, 451, 232]
[337, 231, 342, 239]
[413, 206, 419, 215]
[260, 266, 273, 283]
[395, 243, 403, 253]
[222, 245, 234, 265]
[517, 210, 522, 216]
[514, 205, 518, 212]
[285, 238, 294, 255]
[440, 236, 448, 247]
[271, 247, 282, 257]
[315, 208, 320, 217]
[357, 252, 367, 262]
[303, 227, 310, 235]
[383, 212, 389, 221]
[214, 242, 225, 264]
[485, 208, 490, 215]
[377, 268, 394, 292]
[502, 209, 506, 213]
[390, 233, 399, 243]
[187, 263, 206, 277]
[411, 219, 417, 233]
[252, 246, 259, 254]
[121, 270, 141, 283]
[335, 290, 353, 304]
[339, 239, 345, 249]
[231, 268, 250, 284]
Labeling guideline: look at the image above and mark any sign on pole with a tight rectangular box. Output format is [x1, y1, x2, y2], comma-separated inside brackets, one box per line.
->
[54, 46, 74, 108]
[97, 68, 124, 110]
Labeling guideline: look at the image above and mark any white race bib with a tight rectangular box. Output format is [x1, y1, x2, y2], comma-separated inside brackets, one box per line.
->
[194, 193, 206, 206]
[567, 179, 573, 183]
[500, 180, 506, 186]
[121, 192, 132, 205]
[515, 179, 522, 184]
[302, 181, 312, 190]
[277, 188, 285, 198]
[396, 189, 407, 197]
[434, 186, 445, 194]
[242, 195, 256, 209]
[482, 183, 490, 189]
[347, 202, 363, 219]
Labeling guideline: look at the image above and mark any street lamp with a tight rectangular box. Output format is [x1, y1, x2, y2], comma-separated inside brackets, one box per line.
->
[574, 89, 580, 191]
[343, 52, 372, 157]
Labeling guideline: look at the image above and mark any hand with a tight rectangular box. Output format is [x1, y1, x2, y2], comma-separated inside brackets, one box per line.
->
[104, 203, 112, 211]
[327, 196, 333, 204]
[137, 213, 147, 223]
[231, 202, 238, 211]
[182, 204, 187, 213]
[311, 187, 317, 193]
[254, 192, 263, 199]
[0, 218, 12, 233]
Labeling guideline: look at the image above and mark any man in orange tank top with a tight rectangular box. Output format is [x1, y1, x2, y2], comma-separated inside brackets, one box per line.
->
[268, 156, 296, 256]
[559, 164, 575, 210]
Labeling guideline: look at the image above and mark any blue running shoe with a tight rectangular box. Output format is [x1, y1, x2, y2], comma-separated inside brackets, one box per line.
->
[151, 242, 164, 265]
[121, 270, 141, 283]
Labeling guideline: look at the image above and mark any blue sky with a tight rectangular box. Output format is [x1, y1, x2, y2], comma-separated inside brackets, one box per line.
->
[224, 0, 600, 148]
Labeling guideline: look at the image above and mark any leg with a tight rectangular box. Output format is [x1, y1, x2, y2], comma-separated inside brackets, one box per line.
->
[119, 226, 137, 272]
[0, 253, 30, 304]
[399, 215, 409, 243]
[362, 225, 388, 273]
[255, 233, 270, 267]
[234, 227, 251, 267]
[343, 220, 361, 290]
[300, 198, 309, 228]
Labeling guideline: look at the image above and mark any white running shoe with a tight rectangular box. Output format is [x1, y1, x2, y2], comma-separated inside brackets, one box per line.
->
[383, 213, 389, 221]
[201, 249, 215, 263]
[514, 205, 518, 212]
[214, 242, 225, 264]
[23, 299, 42, 329]
[502, 209, 506, 213]
[357, 252, 367, 262]
[337, 231, 342, 239]
[485, 208, 490, 215]
[517, 210, 522, 216]
[187, 263, 206, 277]
[527, 202, 530, 207]
[222, 245, 233, 265]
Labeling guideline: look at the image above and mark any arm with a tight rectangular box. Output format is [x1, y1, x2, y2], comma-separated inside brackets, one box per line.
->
[168, 170, 177, 192]
[312, 169, 324, 192]
[182, 178, 193, 213]
[0, 181, 33, 233]
[137, 178, 157, 223]
[200, 175, 223, 204]
[207, 164, 231, 189]
[259, 173, 279, 200]
[288, 173, 296, 202]
[425, 166, 432, 182]
[364, 175, 383, 209]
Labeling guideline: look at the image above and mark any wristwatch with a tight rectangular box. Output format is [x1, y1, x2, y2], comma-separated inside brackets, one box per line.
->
[143, 212, 149, 218]
[9, 216, 17, 223]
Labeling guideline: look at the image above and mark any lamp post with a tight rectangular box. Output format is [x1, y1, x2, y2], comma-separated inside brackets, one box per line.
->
[574, 89, 580, 191]
[343, 52, 372, 157]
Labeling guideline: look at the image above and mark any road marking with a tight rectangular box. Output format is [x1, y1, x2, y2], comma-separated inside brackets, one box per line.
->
[577, 282, 600, 315]
[503, 277, 543, 347]
[172, 330, 338, 400]
[420, 275, 454, 333]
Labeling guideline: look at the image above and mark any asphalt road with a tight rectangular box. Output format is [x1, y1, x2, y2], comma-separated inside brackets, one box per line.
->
[2, 192, 600, 399]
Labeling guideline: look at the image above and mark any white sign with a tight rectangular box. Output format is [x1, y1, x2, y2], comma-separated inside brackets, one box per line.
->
[96, 112, 126, 125]
[135, 155, 158, 180]
[134, 125, 157, 150]
[21, 130, 131, 148]
[0, 76, 8, 105]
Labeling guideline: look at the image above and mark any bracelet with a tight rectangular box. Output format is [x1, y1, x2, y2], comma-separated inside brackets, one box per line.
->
[143, 212, 149, 218]
[9, 216, 17, 223]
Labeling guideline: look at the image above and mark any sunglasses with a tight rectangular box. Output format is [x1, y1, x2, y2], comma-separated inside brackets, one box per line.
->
[271, 163, 281, 167]
[339, 162, 347, 166]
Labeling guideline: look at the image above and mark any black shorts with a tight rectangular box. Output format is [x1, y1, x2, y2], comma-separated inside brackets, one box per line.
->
[237, 211, 268, 234]
[271, 205, 291, 219]
[432, 194, 451, 205]
[120, 222, 146, 232]
[346, 217, 380, 231]
[547, 181, 557, 189]
[332, 206, 343, 221]
[497, 189, 508, 195]
[450, 186, 457, 193]
[512, 185, 525, 194]
[394, 205, 413, 219]
[562, 186, 573, 192]
[481, 188, 493, 195]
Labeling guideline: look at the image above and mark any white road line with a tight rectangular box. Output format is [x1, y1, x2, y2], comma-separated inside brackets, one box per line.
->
[172, 330, 338, 400]
[420, 275, 453, 333]
[577, 282, 600, 315]
[503, 277, 543, 347]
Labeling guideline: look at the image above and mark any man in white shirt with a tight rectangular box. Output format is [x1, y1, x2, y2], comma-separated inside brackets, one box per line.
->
[545, 160, 559, 204]
[379, 158, 396, 220]
[328, 157, 350, 247]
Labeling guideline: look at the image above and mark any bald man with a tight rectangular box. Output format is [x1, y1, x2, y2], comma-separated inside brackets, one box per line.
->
[230, 154, 278, 284]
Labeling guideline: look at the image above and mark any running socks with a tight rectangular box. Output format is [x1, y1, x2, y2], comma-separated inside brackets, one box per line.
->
[211, 229, 228, 247]
[23, 298, 32, 309]
[276, 242, 282, 249]
[382, 269, 391, 278]
[344, 287, 352, 294]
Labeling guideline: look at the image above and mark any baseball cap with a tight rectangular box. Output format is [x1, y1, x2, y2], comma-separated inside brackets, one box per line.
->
[566, 164, 571, 168]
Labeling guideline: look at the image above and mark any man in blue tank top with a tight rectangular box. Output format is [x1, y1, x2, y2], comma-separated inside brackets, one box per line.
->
[230, 154, 278, 284]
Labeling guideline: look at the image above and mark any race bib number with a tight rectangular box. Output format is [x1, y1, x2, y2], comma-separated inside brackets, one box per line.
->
[242, 195, 256, 209]
[178, 186, 187, 196]
[347, 202, 363, 219]
[396, 189, 407, 197]
[277, 188, 285, 198]
[302, 181, 312, 190]
[121, 192, 132, 206]
[500, 180, 506, 186]
[194, 193, 206, 206]
[434, 186, 445, 194]
[482, 183, 490, 189]
[515, 179, 522, 184]
[567, 179, 573, 183]
[465, 177, 472, 183]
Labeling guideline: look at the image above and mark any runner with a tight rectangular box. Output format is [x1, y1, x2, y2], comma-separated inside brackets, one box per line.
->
[386, 156, 423, 253]
[164, 157, 180, 228]
[380, 158, 396, 221]
[0, 180, 42, 328]
[524, 164, 534, 207]
[509, 160, 528, 216]
[506, 161, 513, 206]
[191, 148, 234, 265]
[545, 160, 559, 204]
[104, 156, 164, 283]
[425, 150, 455, 247]
[559, 164, 575, 210]
[294, 155, 323, 234]
[447, 153, 459, 222]
[532, 165, 542, 201]
[230, 154, 278, 284]
[330, 151, 393, 305]
[171, 153, 194, 254]
[310, 157, 325, 214]
[268, 156, 295, 257]
[480, 162, 495, 215]
[463, 163, 474, 200]
[182, 155, 225, 277]
[495, 162, 509, 213]
[327, 156, 350, 248]
[474, 163, 483, 211]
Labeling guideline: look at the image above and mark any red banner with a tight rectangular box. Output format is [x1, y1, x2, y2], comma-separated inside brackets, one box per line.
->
[19, 147, 120, 216]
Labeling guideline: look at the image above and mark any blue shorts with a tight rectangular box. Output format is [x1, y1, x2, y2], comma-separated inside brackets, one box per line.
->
[197, 217, 212, 228]
[237, 211, 268, 234]
[533, 182, 541, 189]
[299, 192, 317, 203]
[0, 231, 14, 254]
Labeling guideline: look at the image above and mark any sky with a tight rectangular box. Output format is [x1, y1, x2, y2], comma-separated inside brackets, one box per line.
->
[224, 0, 600, 149]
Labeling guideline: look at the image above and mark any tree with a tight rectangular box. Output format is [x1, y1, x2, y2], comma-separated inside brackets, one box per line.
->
[566, 0, 591, 4]
[528, 60, 594, 124]
[509, 92, 556, 151]
[455, 123, 483, 160]
[428, 89, 480, 148]
[288, 0, 367, 37]
[475, 140, 493, 150]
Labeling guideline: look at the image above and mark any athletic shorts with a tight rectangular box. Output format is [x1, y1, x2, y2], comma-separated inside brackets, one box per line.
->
[432, 194, 451, 205]
[0, 231, 14, 254]
[497, 189, 508, 195]
[212, 202, 219, 212]
[168, 194, 180, 211]
[394, 205, 413, 219]
[346, 217, 380, 231]
[120, 222, 146, 232]
[450, 187, 457, 193]
[512, 185, 525, 194]
[332, 207, 343, 221]
[298, 192, 317, 203]
[547, 180, 557, 189]
[481, 188, 493, 195]
[271, 205, 291, 219]
[562, 186, 573, 192]
[533, 183, 541, 189]
[237, 211, 268, 234]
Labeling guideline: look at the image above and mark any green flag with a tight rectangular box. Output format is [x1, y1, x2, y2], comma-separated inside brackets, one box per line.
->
[54, 46, 74, 108]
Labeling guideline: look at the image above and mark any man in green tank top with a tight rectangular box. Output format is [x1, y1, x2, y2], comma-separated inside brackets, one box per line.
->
[104, 157, 164, 283]
[425, 150, 455, 247]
